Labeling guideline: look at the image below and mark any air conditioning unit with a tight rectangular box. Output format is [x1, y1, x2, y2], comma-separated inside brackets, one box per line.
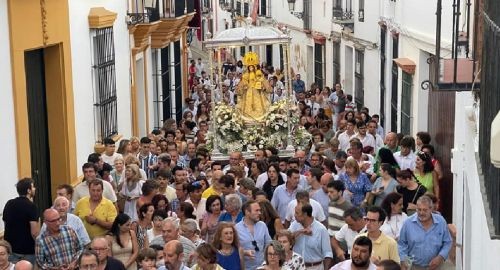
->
[491, 110, 500, 168]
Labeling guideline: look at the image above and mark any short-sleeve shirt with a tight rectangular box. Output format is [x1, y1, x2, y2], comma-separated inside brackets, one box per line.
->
[289, 220, 333, 263]
[328, 199, 352, 236]
[3, 197, 39, 254]
[74, 196, 117, 239]
[73, 180, 117, 203]
[285, 199, 326, 223]
[396, 185, 427, 214]
[335, 224, 366, 254]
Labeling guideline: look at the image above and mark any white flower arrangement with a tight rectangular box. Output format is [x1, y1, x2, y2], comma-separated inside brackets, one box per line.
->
[209, 99, 307, 154]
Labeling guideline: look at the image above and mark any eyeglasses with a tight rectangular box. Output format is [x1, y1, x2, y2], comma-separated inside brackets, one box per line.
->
[363, 217, 380, 223]
[46, 217, 62, 223]
[79, 264, 98, 270]
[251, 241, 260, 252]
[267, 252, 278, 257]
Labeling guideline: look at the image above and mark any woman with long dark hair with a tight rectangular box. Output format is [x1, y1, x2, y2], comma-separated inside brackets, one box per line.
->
[259, 200, 283, 240]
[131, 203, 154, 249]
[262, 163, 285, 200]
[395, 169, 427, 215]
[414, 151, 439, 198]
[201, 195, 224, 243]
[380, 192, 408, 240]
[107, 213, 139, 269]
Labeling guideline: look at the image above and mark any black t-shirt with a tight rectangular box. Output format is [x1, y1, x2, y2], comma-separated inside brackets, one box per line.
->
[396, 184, 427, 213]
[104, 257, 126, 270]
[2, 197, 39, 254]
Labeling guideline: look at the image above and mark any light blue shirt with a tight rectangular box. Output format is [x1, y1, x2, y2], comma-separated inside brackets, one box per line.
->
[398, 213, 452, 267]
[271, 184, 302, 223]
[289, 220, 333, 263]
[309, 187, 330, 219]
[40, 213, 90, 246]
[235, 219, 271, 270]
[157, 263, 190, 270]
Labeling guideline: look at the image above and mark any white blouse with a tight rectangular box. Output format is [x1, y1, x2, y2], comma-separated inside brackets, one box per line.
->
[381, 213, 408, 240]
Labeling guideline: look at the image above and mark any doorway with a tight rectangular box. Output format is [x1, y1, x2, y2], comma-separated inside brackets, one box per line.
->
[24, 49, 52, 212]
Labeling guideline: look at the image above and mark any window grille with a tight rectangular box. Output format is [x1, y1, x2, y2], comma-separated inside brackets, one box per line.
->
[314, 43, 325, 88]
[354, 49, 364, 110]
[92, 27, 118, 142]
[332, 42, 341, 84]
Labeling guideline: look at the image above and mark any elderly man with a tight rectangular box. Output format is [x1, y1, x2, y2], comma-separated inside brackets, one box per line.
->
[290, 203, 333, 269]
[284, 190, 326, 228]
[218, 193, 243, 223]
[158, 240, 190, 270]
[236, 200, 271, 270]
[150, 217, 196, 266]
[398, 196, 452, 270]
[74, 179, 117, 239]
[223, 151, 249, 175]
[309, 168, 330, 220]
[41, 196, 90, 247]
[35, 209, 83, 269]
[90, 237, 125, 270]
[14, 260, 33, 270]
[77, 250, 99, 270]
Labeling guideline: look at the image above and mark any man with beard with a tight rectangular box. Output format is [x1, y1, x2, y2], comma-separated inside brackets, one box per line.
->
[158, 240, 190, 270]
[330, 236, 377, 270]
[327, 180, 352, 237]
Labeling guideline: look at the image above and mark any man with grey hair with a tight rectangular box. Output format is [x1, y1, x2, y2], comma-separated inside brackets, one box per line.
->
[150, 217, 196, 266]
[398, 195, 452, 270]
[284, 190, 326, 228]
[40, 196, 90, 247]
[218, 193, 243, 223]
[90, 237, 125, 270]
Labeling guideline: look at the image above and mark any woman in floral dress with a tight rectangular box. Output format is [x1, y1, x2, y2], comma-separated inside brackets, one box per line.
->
[338, 158, 372, 208]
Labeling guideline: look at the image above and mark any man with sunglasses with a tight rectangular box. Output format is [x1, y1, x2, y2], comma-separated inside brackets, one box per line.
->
[35, 208, 83, 270]
[236, 200, 271, 270]
[356, 206, 399, 265]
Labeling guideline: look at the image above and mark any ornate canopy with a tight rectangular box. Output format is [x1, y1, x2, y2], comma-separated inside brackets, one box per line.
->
[204, 23, 290, 48]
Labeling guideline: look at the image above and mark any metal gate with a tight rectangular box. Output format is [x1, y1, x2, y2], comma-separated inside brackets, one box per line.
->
[24, 49, 52, 213]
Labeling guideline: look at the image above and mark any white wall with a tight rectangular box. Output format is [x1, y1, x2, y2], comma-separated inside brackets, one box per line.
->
[69, 0, 131, 172]
[0, 0, 20, 231]
[452, 92, 500, 270]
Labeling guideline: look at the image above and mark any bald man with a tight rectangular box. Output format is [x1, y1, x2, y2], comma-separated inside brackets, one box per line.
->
[40, 197, 90, 247]
[158, 240, 190, 270]
[90, 237, 125, 270]
[35, 209, 83, 269]
[14, 260, 33, 270]
[383, 132, 400, 153]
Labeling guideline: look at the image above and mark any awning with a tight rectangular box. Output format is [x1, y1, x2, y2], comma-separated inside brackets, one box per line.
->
[393, 58, 416, 75]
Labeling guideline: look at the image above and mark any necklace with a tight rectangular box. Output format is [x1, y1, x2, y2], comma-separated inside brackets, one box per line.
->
[0, 263, 11, 270]
[219, 246, 233, 256]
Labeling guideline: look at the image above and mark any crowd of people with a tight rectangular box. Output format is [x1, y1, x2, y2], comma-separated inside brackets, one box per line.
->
[0, 58, 456, 270]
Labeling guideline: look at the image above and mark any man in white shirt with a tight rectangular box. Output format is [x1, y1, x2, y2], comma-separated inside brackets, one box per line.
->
[73, 163, 117, 204]
[101, 138, 122, 167]
[338, 119, 357, 151]
[195, 58, 204, 78]
[355, 122, 376, 150]
[367, 120, 384, 151]
[393, 136, 417, 171]
[330, 236, 377, 270]
[332, 207, 367, 261]
[284, 190, 326, 228]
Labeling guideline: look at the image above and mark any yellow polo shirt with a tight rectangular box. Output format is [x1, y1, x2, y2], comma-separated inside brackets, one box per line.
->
[74, 196, 117, 239]
[201, 186, 220, 199]
[358, 232, 400, 263]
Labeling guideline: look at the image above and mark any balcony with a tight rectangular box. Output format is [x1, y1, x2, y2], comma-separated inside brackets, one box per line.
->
[332, 7, 354, 25]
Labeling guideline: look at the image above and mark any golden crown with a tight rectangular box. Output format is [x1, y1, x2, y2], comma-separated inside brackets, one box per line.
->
[243, 52, 259, 66]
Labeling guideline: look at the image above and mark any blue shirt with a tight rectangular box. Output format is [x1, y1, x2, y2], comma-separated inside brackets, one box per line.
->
[289, 220, 333, 263]
[218, 211, 243, 223]
[339, 172, 372, 207]
[398, 213, 452, 267]
[310, 188, 330, 219]
[293, 79, 305, 93]
[235, 220, 271, 270]
[271, 184, 302, 223]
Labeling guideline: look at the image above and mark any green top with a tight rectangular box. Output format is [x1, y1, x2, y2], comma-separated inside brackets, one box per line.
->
[415, 172, 434, 194]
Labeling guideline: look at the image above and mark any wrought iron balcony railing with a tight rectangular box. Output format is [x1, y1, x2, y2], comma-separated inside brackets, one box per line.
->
[332, 7, 354, 24]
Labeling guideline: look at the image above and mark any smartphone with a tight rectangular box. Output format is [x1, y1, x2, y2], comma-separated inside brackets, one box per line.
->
[379, 186, 385, 191]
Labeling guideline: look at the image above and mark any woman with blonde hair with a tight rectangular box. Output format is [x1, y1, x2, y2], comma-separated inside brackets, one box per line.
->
[110, 157, 125, 191]
[212, 222, 243, 270]
[117, 139, 132, 156]
[0, 240, 14, 270]
[129, 136, 141, 156]
[120, 164, 145, 221]
[338, 158, 372, 207]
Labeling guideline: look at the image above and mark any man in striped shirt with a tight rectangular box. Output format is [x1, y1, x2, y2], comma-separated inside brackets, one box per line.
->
[35, 208, 83, 269]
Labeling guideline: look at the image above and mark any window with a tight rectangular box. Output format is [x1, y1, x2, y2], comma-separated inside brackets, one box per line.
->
[390, 35, 399, 132]
[314, 43, 325, 88]
[332, 0, 353, 20]
[260, 0, 271, 17]
[401, 72, 412, 135]
[358, 0, 364, 22]
[379, 25, 387, 127]
[332, 42, 341, 84]
[92, 27, 118, 142]
[243, 2, 249, 17]
[355, 49, 364, 110]
[303, 0, 312, 30]
[236, 0, 242, 16]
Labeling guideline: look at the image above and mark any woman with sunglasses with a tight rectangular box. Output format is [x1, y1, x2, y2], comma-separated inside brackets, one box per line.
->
[414, 151, 439, 201]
